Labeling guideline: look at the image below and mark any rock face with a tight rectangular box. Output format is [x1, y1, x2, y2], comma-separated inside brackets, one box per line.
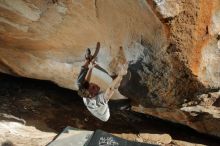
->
[0, 0, 220, 137]
[0, 0, 165, 91]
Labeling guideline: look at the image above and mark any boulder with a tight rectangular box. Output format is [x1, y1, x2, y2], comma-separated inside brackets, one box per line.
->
[0, 0, 220, 137]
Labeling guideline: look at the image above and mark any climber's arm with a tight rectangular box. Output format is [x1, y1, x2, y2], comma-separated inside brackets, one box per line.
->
[84, 67, 93, 82]
[104, 64, 128, 101]
[104, 75, 123, 101]
[85, 61, 97, 82]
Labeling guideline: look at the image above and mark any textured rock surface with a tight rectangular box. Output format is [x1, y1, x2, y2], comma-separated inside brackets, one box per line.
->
[153, 0, 184, 18]
[0, 121, 56, 146]
[120, 0, 220, 137]
[0, 0, 220, 138]
[133, 91, 220, 137]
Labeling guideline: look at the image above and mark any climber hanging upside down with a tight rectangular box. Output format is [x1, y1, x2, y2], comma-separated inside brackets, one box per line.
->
[76, 42, 128, 121]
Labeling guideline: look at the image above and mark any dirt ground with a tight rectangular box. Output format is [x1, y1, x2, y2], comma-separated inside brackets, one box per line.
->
[0, 73, 219, 145]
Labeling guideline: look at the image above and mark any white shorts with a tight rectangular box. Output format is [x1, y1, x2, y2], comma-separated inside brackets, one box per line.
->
[83, 92, 110, 122]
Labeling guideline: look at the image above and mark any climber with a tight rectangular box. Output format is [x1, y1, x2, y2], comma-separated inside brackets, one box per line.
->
[77, 43, 128, 121]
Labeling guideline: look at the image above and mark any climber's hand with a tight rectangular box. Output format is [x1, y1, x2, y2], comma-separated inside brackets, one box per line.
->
[89, 60, 97, 69]
[91, 60, 97, 68]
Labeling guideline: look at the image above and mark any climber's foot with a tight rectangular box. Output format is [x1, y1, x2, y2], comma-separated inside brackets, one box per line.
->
[85, 48, 92, 61]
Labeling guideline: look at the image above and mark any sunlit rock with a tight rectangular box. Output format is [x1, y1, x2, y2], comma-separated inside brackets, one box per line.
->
[0, 0, 220, 138]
